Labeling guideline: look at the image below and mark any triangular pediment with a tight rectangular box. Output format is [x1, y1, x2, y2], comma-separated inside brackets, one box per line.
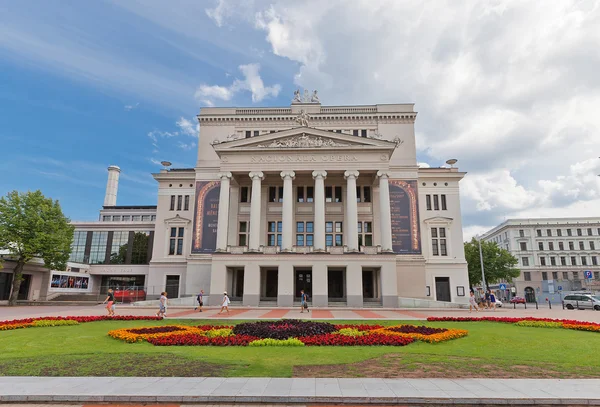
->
[164, 214, 191, 225]
[423, 216, 454, 225]
[212, 127, 397, 153]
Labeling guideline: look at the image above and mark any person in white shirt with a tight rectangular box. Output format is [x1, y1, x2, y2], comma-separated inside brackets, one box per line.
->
[218, 291, 230, 314]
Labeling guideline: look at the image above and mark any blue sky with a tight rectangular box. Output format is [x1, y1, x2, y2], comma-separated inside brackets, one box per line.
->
[1, 0, 599, 235]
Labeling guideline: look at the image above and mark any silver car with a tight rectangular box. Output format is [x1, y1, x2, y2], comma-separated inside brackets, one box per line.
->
[563, 294, 600, 311]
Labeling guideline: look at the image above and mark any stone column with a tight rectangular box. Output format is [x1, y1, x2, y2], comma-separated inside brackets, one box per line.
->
[215, 172, 232, 252]
[243, 263, 260, 306]
[248, 171, 264, 252]
[377, 171, 394, 253]
[312, 170, 327, 252]
[312, 263, 328, 307]
[344, 170, 360, 251]
[277, 263, 294, 307]
[280, 171, 295, 252]
[346, 262, 363, 308]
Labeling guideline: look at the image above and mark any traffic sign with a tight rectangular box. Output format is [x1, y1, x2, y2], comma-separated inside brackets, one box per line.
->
[558, 286, 563, 291]
[584, 270, 593, 279]
[499, 284, 506, 290]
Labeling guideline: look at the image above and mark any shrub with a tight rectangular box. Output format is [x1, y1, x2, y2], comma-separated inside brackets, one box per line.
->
[232, 319, 337, 339]
[248, 338, 305, 347]
[387, 325, 447, 335]
[300, 333, 415, 346]
[334, 324, 384, 331]
[515, 321, 563, 328]
[147, 334, 258, 346]
[336, 328, 367, 337]
[205, 328, 233, 338]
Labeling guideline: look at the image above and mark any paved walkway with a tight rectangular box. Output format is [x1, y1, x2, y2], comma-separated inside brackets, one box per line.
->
[0, 377, 598, 404]
[2, 303, 600, 322]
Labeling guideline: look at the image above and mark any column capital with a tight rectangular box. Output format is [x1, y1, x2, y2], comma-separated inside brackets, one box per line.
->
[344, 170, 360, 180]
[249, 171, 265, 181]
[217, 171, 232, 180]
[312, 170, 327, 180]
[376, 170, 391, 179]
[280, 170, 296, 180]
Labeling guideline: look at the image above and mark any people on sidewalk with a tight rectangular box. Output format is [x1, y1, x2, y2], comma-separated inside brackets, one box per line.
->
[102, 289, 115, 316]
[300, 290, 310, 313]
[195, 289, 204, 312]
[218, 291, 230, 314]
[469, 291, 479, 313]
[156, 291, 167, 318]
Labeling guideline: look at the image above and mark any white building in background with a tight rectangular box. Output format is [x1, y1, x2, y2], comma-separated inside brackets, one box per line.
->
[481, 218, 600, 302]
[2, 91, 471, 307]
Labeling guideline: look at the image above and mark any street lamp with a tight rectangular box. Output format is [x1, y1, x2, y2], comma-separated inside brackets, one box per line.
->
[476, 234, 487, 291]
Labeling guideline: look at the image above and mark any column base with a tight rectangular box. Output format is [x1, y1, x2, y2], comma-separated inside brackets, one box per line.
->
[242, 294, 260, 307]
[346, 248, 361, 254]
[277, 294, 294, 307]
[380, 249, 395, 254]
[312, 248, 328, 254]
[382, 295, 399, 308]
[312, 294, 328, 307]
[347, 295, 364, 308]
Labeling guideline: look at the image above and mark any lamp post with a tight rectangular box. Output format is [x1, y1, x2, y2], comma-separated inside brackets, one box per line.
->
[477, 234, 487, 291]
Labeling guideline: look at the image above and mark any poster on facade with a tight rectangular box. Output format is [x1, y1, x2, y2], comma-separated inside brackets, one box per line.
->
[50, 274, 89, 290]
[389, 179, 421, 254]
[191, 180, 221, 253]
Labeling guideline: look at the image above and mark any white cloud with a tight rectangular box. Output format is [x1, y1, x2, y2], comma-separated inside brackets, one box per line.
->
[176, 117, 199, 138]
[124, 102, 139, 111]
[177, 141, 197, 151]
[417, 162, 431, 168]
[205, 0, 232, 27]
[149, 158, 164, 166]
[194, 63, 281, 105]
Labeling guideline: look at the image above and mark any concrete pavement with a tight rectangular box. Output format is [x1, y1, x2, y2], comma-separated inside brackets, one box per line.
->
[0, 377, 598, 404]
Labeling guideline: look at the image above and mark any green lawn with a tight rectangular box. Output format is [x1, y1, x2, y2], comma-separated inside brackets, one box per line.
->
[0, 319, 598, 378]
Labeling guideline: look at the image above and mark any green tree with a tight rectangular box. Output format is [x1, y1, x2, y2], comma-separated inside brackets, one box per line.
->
[0, 190, 74, 305]
[464, 237, 520, 289]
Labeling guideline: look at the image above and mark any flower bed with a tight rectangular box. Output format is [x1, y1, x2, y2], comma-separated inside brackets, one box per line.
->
[0, 316, 161, 332]
[107, 320, 466, 347]
[427, 316, 600, 335]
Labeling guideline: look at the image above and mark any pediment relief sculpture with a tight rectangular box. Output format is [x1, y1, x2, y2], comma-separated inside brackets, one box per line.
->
[256, 134, 349, 148]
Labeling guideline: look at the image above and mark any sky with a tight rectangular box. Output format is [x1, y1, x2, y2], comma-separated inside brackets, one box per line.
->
[1, 0, 599, 239]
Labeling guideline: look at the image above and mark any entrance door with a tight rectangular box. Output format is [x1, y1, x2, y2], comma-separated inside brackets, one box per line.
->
[524, 287, 536, 303]
[0, 273, 13, 301]
[17, 274, 32, 300]
[234, 269, 244, 300]
[295, 269, 312, 299]
[165, 275, 180, 299]
[328, 269, 345, 301]
[362, 270, 374, 298]
[435, 277, 451, 302]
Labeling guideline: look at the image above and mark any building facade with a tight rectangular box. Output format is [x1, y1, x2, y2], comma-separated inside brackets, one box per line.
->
[2, 94, 471, 306]
[481, 218, 600, 302]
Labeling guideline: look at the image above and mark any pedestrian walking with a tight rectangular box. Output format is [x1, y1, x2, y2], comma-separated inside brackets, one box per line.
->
[300, 289, 310, 313]
[484, 290, 491, 309]
[490, 292, 497, 311]
[218, 291, 230, 314]
[156, 291, 167, 318]
[195, 289, 204, 312]
[102, 289, 115, 316]
[469, 291, 479, 313]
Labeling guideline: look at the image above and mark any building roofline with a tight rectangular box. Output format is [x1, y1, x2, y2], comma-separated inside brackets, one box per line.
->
[102, 205, 157, 210]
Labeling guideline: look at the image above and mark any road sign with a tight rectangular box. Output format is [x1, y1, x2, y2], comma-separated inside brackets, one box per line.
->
[499, 284, 506, 290]
[584, 270, 593, 279]
[558, 286, 563, 291]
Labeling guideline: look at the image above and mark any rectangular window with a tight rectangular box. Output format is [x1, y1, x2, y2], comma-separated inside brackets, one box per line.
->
[89, 231, 108, 264]
[306, 186, 314, 202]
[353, 129, 359, 136]
[267, 221, 282, 247]
[582, 257, 587, 266]
[552, 271, 558, 280]
[335, 186, 342, 202]
[519, 230, 525, 237]
[184, 195, 190, 211]
[132, 215, 141, 221]
[557, 229, 562, 236]
[577, 228, 582, 236]
[295, 221, 314, 247]
[538, 242, 544, 250]
[433, 195, 439, 210]
[177, 195, 182, 211]
[573, 271, 579, 279]
[540, 257, 546, 266]
[441, 194, 447, 210]
[102, 215, 111, 221]
[550, 257, 556, 266]
[547, 229, 552, 236]
[238, 222, 248, 246]
[112, 216, 121, 221]
[592, 256, 598, 266]
[561, 256, 566, 266]
[361, 129, 367, 137]
[363, 186, 371, 202]
[567, 229, 572, 236]
[245, 130, 251, 138]
[524, 272, 531, 281]
[142, 215, 150, 221]
[571, 256, 577, 265]
[269, 186, 277, 202]
[559, 242, 564, 250]
[569, 242, 574, 250]
[122, 215, 130, 221]
[537, 229, 542, 237]
[426, 195, 432, 211]
[325, 186, 333, 202]
[563, 271, 569, 280]
[549, 242, 554, 250]
[169, 227, 184, 255]
[358, 221, 373, 247]
[170, 195, 175, 211]
[278, 186, 284, 202]
[542, 271, 548, 280]
[431, 227, 447, 256]
[109, 231, 129, 264]
[587, 228, 592, 236]
[579, 241, 585, 250]
[254, 130, 259, 137]
[325, 221, 342, 247]
[595, 271, 600, 279]
[240, 187, 249, 203]
[69, 231, 89, 263]
[522, 257, 529, 266]
[297, 186, 304, 202]
[590, 241, 595, 250]
[520, 242, 527, 251]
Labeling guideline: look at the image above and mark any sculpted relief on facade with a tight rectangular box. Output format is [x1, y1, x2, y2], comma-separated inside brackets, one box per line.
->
[256, 134, 349, 148]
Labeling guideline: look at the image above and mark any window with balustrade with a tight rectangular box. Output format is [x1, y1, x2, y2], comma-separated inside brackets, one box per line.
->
[296, 186, 314, 203]
[431, 227, 447, 256]
[358, 221, 373, 247]
[325, 221, 343, 246]
[238, 222, 248, 246]
[267, 221, 282, 246]
[325, 186, 343, 203]
[296, 221, 314, 246]
[356, 186, 371, 202]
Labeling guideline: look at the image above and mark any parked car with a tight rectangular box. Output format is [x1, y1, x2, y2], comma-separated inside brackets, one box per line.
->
[113, 287, 146, 303]
[563, 294, 600, 311]
[510, 296, 526, 304]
